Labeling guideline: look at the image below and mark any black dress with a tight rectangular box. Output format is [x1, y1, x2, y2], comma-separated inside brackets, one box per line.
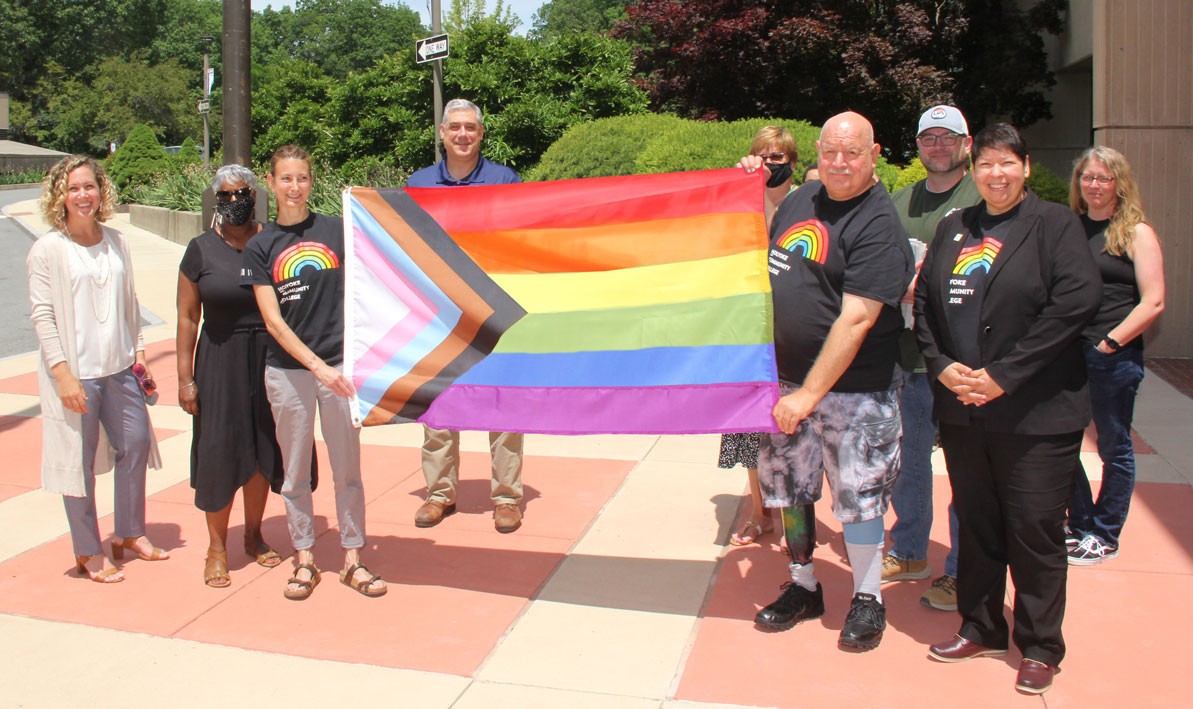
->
[180, 229, 316, 512]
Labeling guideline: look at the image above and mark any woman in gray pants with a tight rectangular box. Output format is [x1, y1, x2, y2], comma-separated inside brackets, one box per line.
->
[28, 155, 167, 583]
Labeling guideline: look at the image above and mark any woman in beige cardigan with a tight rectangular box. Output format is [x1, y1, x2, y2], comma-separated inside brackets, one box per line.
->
[27, 155, 165, 583]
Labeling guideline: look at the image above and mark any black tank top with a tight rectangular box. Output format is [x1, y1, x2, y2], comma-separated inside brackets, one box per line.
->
[1080, 214, 1141, 348]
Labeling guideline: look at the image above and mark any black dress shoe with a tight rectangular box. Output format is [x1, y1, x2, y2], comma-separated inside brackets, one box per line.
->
[838, 592, 886, 651]
[754, 582, 824, 631]
[1015, 659, 1055, 694]
[928, 634, 1008, 663]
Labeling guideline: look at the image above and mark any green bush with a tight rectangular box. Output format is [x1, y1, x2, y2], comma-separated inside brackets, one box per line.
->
[0, 168, 46, 185]
[306, 158, 410, 217]
[1027, 164, 1069, 205]
[177, 137, 202, 165]
[132, 161, 214, 212]
[527, 114, 685, 180]
[530, 115, 825, 182]
[892, 158, 927, 192]
[108, 124, 168, 199]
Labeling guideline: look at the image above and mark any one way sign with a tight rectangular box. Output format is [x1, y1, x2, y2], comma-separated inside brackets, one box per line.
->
[416, 33, 449, 64]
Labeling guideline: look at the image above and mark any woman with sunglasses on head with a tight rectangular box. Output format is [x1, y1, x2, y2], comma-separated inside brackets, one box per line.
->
[242, 145, 386, 601]
[27, 155, 166, 584]
[1064, 147, 1164, 565]
[722, 125, 797, 546]
[177, 164, 317, 588]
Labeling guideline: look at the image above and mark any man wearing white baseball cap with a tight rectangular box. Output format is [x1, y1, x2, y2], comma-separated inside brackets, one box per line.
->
[882, 105, 981, 611]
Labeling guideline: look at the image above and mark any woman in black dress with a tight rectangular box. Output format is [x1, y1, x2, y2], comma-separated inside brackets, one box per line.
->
[177, 164, 314, 588]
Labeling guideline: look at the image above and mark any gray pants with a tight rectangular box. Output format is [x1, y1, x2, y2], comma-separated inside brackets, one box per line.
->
[421, 426, 524, 506]
[265, 366, 364, 550]
[65, 368, 150, 556]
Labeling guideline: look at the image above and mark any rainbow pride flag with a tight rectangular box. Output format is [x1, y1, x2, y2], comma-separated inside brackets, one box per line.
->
[344, 168, 780, 434]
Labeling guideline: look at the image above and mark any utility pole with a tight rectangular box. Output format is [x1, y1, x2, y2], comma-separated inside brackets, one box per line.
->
[432, 0, 443, 162]
[222, 0, 252, 167]
[200, 35, 213, 166]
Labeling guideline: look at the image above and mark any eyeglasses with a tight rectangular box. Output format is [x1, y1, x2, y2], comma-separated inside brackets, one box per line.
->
[755, 152, 789, 162]
[1079, 174, 1115, 186]
[917, 133, 962, 147]
[215, 187, 253, 202]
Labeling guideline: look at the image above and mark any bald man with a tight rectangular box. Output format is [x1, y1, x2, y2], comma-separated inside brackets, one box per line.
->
[739, 112, 914, 651]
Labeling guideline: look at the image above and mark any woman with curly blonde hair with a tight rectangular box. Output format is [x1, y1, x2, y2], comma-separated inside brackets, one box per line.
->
[1065, 146, 1165, 565]
[27, 155, 166, 583]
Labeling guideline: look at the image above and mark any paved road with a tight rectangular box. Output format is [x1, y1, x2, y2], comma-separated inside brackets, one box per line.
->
[0, 188, 42, 359]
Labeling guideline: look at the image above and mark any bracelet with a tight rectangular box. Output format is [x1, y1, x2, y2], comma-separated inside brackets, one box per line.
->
[179, 381, 196, 390]
[1104, 336, 1123, 351]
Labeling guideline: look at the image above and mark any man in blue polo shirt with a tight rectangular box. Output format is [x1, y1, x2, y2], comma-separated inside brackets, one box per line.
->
[406, 98, 526, 534]
[406, 98, 521, 187]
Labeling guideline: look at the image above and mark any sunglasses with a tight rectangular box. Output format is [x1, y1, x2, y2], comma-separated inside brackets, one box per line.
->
[215, 187, 254, 202]
[755, 152, 789, 162]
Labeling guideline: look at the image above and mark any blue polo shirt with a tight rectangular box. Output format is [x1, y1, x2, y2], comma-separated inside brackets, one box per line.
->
[406, 156, 521, 187]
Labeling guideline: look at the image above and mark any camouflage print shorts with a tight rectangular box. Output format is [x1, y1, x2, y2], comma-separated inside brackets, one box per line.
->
[758, 385, 901, 523]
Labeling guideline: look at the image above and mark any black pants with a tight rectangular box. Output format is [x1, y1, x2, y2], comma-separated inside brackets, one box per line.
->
[940, 423, 1080, 667]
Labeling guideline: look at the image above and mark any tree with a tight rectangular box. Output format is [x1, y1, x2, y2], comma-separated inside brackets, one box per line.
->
[612, 0, 1065, 159]
[530, 0, 626, 40]
[0, 0, 167, 101]
[109, 123, 169, 197]
[251, 16, 647, 174]
[445, 0, 517, 31]
[253, 0, 423, 79]
[23, 57, 201, 156]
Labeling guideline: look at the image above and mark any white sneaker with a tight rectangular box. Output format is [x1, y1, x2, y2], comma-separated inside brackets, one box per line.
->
[1067, 534, 1118, 565]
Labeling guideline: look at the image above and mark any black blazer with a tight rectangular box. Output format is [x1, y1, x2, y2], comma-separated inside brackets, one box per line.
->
[913, 191, 1102, 435]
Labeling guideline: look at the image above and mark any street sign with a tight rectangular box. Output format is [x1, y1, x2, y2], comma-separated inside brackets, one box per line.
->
[197, 99, 211, 114]
[415, 33, 449, 64]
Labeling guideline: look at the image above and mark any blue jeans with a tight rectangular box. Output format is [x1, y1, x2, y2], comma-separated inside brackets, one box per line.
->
[1070, 346, 1144, 548]
[889, 371, 959, 577]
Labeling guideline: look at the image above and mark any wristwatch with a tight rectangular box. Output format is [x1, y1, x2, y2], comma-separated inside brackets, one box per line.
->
[1104, 335, 1123, 352]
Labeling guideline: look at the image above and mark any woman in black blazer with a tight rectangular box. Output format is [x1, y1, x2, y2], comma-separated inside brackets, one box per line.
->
[913, 124, 1101, 695]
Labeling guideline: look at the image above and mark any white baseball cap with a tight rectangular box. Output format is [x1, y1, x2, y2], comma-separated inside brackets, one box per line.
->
[917, 105, 969, 136]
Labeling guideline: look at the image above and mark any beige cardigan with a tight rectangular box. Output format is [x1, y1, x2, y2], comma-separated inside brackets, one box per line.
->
[27, 225, 161, 497]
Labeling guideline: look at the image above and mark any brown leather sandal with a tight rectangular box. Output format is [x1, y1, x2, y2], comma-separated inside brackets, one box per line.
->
[340, 563, 386, 598]
[111, 536, 169, 561]
[204, 549, 231, 588]
[244, 536, 282, 568]
[75, 554, 124, 584]
[283, 564, 321, 601]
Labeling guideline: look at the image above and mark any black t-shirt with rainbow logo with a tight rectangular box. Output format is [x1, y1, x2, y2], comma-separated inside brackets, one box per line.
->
[767, 180, 914, 393]
[241, 211, 345, 369]
[943, 204, 1020, 368]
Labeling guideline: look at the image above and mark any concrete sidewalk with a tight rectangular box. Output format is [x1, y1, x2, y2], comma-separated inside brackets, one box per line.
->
[1, 199, 1190, 708]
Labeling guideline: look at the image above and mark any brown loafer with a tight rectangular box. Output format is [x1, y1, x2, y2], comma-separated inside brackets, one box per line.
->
[494, 503, 522, 533]
[414, 499, 456, 528]
[1015, 659, 1055, 694]
[928, 634, 1007, 663]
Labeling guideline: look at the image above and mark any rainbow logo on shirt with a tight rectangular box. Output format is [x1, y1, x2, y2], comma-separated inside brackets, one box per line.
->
[775, 219, 829, 264]
[273, 241, 340, 282]
[952, 237, 1002, 275]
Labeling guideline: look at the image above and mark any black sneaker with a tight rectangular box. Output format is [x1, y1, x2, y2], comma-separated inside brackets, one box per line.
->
[754, 582, 825, 631]
[838, 592, 886, 651]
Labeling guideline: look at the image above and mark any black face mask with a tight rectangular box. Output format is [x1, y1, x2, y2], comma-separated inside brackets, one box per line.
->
[216, 196, 255, 226]
[765, 161, 793, 188]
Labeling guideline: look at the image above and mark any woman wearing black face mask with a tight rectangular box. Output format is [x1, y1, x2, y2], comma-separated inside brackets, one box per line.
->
[722, 125, 798, 546]
[176, 164, 316, 588]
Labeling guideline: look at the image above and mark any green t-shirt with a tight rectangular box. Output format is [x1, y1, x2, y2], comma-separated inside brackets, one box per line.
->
[891, 175, 982, 245]
[891, 175, 982, 372]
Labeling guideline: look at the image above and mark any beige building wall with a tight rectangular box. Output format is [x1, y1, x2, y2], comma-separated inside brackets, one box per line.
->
[1093, 0, 1193, 357]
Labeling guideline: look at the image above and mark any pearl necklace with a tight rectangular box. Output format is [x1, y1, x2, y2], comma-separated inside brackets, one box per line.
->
[65, 226, 114, 323]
